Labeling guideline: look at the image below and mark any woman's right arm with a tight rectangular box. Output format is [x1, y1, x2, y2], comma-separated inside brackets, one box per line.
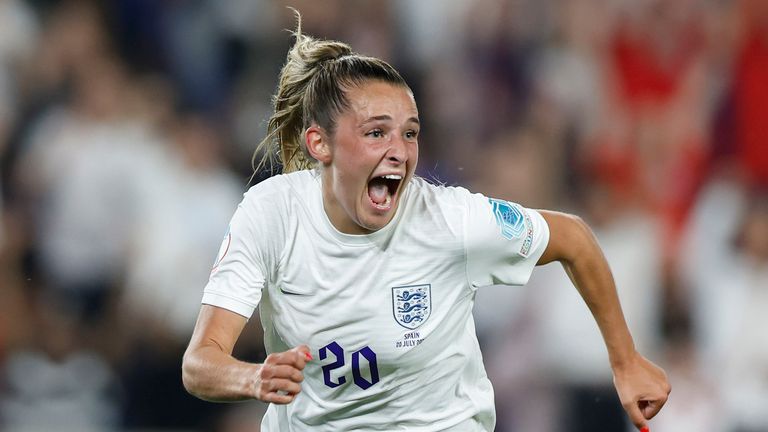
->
[182, 304, 310, 404]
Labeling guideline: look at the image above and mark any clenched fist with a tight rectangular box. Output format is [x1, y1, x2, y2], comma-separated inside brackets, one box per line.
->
[252, 345, 313, 404]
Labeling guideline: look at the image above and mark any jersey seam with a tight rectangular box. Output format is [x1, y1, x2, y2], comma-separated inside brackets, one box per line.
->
[462, 195, 474, 295]
[242, 177, 297, 280]
[277, 175, 312, 283]
[238, 205, 272, 282]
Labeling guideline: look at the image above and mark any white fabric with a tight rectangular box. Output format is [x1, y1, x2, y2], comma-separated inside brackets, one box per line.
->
[202, 169, 549, 431]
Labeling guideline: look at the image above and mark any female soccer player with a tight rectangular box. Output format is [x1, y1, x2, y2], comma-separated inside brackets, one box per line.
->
[182, 15, 670, 432]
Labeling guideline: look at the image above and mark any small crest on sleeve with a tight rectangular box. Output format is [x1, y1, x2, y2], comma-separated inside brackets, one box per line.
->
[489, 198, 526, 239]
[489, 198, 534, 257]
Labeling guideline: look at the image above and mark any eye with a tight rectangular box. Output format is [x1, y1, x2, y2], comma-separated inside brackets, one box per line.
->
[405, 130, 419, 140]
[366, 129, 384, 138]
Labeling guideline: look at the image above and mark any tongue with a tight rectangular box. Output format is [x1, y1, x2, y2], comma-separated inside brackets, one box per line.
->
[368, 182, 389, 205]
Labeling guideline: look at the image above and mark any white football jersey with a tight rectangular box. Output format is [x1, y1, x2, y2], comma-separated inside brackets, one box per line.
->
[202, 169, 549, 431]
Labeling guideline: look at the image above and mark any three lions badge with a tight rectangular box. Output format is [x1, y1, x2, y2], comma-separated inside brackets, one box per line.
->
[392, 284, 431, 330]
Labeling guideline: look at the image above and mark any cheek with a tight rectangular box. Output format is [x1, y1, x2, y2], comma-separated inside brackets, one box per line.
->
[408, 144, 419, 165]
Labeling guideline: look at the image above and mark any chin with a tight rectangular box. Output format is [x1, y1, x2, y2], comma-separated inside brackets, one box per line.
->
[355, 198, 398, 233]
[358, 211, 395, 233]
[358, 218, 387, 233]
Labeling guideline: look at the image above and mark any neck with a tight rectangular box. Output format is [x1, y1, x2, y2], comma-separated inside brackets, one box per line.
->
[320, 169, 371, 235]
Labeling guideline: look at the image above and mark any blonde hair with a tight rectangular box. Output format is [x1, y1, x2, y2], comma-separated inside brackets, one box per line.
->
[253, 10, 410, 173]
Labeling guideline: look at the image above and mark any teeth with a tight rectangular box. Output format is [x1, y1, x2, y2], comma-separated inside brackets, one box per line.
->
[374, 194, 391, 209]
[382, 174, 402, 180]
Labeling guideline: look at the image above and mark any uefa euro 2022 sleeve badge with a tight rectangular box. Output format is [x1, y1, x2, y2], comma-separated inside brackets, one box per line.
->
[392, 284, 431, 330]
[488, 198, 534, 257]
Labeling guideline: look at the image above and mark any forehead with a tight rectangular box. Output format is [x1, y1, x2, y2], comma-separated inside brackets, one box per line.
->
[342, 81, 418, 123]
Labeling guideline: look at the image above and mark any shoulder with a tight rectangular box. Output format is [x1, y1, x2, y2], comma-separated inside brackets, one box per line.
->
[408, 176, 475, 201]
[399, 177, 488, 238]
[242, 170, 317, 209]
[231, 170, 317, 251]
[406, 176, 484, 211]
[246, 169, 315, 195]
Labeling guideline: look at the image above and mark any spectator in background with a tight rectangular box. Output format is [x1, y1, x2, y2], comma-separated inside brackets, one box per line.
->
[714, 0, 768, 188]
[6, 0, 128, 325]
[0, 210, 32, 371]
[684, 3, 768, 428]
[3, 0, 766, 430]
[0, 0, 39, 247]
[0, 0, 38, 129]
[680, 176, 768, 432]
[650, 325, 723, 432]
[122, 113, 242, 346]
[0, 294, 121, 431]
[585, 0, 711, 261]
[14, 55, 156, 324]
[526, 171, 664, 432]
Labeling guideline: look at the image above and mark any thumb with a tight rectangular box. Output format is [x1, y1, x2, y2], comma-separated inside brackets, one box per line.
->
[291, 344, 313, 362]
[640, 398, 665, 420]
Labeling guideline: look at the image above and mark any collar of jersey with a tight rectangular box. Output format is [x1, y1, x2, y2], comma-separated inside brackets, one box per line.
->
[312, 169, 408, 246]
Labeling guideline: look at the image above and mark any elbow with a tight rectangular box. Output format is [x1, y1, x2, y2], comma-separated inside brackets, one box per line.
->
[181, 348, 226, 402]
[569, 214, 593, 241]
[181, 349, 202, 398]
[563, 214, 597, 261]
[566, 215, 606, 270]
[559, 212, 588, 232]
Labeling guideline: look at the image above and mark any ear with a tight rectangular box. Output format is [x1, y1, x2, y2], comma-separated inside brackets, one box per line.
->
[305, 125, 332, 164]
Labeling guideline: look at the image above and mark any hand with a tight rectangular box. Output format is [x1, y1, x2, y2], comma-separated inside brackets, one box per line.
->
[253, 345, 312, 404]
[612, 352, 671, 431]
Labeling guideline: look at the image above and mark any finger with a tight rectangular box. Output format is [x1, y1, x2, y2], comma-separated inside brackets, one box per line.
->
[265, 364, 304, 383]
[640, 397, 667, 420]
[623, 400, 648, 430]
[265, 350, 307, 369]
[262, 391, 295, 405]
[256, 378, 302, 403]
[265, 378, 302, 395]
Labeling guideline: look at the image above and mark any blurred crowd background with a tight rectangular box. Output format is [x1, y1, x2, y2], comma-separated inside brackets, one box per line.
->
[0, 0, 766, 431]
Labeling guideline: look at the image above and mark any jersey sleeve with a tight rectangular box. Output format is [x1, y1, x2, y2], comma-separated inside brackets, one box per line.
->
[202, 188, 278, 319]
[464, 193, 550, 289]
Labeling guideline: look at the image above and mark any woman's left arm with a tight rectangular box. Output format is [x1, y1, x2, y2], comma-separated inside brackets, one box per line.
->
[537, 210, 671, 431]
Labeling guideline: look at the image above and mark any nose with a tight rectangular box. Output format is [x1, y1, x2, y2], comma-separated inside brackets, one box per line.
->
[386, 135, 407, 164]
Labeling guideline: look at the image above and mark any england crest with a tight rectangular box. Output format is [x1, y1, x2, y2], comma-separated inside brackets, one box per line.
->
[392, 284, 431, 330]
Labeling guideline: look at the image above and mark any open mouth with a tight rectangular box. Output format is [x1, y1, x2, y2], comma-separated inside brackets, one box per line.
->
[367, 174, 402, 210]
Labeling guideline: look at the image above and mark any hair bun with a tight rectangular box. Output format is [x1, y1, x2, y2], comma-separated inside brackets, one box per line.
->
[297, 35, 353, 71]
[285, 8, 353, 71]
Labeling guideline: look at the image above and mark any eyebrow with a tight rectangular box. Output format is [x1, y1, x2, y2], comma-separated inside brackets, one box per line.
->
[359, 115, 420, 127]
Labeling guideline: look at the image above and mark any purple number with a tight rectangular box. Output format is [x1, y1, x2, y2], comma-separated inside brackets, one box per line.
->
[352, 346, 379, 389]
[319, 342, 380, 390]
[319, 341, 346, 388]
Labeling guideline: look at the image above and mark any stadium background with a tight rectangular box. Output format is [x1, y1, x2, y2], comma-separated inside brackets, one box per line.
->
[0, 0, 766, 431]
